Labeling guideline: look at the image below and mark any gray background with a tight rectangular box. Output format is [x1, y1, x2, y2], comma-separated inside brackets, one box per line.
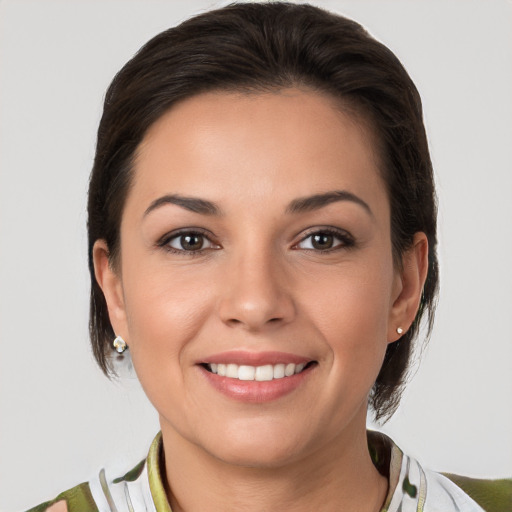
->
[1, 0, 511, 510]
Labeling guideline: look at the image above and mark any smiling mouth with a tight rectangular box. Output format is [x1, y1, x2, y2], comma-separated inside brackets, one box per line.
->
[201, 361, 316, 381]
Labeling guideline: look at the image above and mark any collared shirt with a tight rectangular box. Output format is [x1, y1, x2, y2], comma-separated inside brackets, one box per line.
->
[27, 432, 510, 512]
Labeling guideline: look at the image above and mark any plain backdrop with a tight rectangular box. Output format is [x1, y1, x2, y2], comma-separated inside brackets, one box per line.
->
[1, 0, 511, 510]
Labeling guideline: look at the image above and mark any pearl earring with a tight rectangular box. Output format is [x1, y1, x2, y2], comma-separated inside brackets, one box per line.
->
[113, 335, 127, 353]
[396, 327, 404, 335]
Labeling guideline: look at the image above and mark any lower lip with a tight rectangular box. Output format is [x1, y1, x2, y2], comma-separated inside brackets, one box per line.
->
[199, 365, 314, 403]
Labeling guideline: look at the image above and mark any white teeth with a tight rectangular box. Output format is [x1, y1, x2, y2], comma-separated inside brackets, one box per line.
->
[273, 363, 285, 379]
[284, 363, 295, 377]
[207, 362, 310, 381]
[295, 362, 305, 374]
[238, 365, 255, 381]
[255, 365, 273, 381]
[226, 364, 238, 378]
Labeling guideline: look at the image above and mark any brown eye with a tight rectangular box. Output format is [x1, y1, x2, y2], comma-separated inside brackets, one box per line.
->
[166, 231, 218, 252]
[311, 233, 334, 250]
[296, 229, 354, 251]
[180, 234, 204, 251]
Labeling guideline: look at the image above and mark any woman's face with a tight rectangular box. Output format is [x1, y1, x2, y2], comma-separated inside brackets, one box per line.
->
[97, 89, 415, 467]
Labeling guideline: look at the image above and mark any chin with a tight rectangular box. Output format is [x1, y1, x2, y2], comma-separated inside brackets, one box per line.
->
[212, 441, 303, 469]
[202, 420, 312, 469]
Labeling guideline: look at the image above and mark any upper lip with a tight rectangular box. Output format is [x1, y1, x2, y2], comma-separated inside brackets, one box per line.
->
[199, 350, 314, 366]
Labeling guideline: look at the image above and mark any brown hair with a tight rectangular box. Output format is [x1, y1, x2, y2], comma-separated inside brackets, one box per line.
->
[87, 2, 438, 422]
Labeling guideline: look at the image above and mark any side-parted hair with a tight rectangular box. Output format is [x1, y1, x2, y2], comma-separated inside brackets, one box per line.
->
[87, 2, 439, 422]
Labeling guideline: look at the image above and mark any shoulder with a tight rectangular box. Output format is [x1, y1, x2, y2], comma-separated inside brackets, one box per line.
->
[24, 482, 98, 512]
[24, 458, 148, 512]
[369, 430, 511, 512]
[441, 473, 512, 512]
[24, 433, 162, 512]
[420, 466, 512, 512]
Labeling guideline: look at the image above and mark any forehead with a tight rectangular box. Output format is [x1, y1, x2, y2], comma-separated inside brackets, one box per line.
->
[129, 88, 387, 216]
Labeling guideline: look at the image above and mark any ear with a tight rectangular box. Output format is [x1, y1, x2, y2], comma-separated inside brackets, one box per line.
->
[93, 240, 128, 339]
[388, 232, 429, 342]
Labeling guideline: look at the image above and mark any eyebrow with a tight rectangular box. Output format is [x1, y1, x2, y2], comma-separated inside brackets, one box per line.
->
[144, 194, 221, 217]
[143, 190, 373, 218]
[286, 190, 374, 217]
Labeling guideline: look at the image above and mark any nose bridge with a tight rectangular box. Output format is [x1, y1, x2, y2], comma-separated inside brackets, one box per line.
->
[218, 242, 295, 330]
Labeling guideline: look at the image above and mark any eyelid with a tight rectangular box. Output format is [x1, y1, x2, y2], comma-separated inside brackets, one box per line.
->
[293, 226, 355, 250]
[156, 226, 354, 253]
[156, 228, 221, 251]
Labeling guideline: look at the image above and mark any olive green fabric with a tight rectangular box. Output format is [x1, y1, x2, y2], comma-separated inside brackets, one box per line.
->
[112, 458, 145, 484]
[443, 473, 512, 512]
[26, 471, 511, 512]
[25, 482, 98, 512]
[147, 432, 173, 512]
[24, 432, 512, 511]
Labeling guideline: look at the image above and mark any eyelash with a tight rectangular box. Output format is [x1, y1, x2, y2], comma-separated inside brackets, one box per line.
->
[157, 229, 220, 256]
[294, 227, 355, 252]
[157, 227, 355, 255]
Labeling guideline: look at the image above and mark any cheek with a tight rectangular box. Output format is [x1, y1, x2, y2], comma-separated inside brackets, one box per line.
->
[120, 260, 215, 371]
[302, 259, 394, 381]
[119, 262, 220, 423]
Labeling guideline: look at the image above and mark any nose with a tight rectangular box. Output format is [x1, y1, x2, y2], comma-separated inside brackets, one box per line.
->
[218, 250, 296, 332]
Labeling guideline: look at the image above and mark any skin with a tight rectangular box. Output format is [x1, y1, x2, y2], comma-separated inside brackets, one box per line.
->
[95, 89, 428, 511]
[47, 502, 66, 512]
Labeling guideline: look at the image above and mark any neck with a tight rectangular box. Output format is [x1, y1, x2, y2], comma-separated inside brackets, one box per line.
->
[159, 412, 388, 512]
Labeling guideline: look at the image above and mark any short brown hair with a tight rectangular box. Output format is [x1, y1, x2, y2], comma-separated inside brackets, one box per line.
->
[87, 2, 439, 422]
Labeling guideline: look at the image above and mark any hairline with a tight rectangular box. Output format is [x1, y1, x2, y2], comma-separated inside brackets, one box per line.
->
[108, 84, 393, 269]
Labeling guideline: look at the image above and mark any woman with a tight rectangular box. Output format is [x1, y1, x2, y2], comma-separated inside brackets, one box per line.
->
[23, 2, 510, 511]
